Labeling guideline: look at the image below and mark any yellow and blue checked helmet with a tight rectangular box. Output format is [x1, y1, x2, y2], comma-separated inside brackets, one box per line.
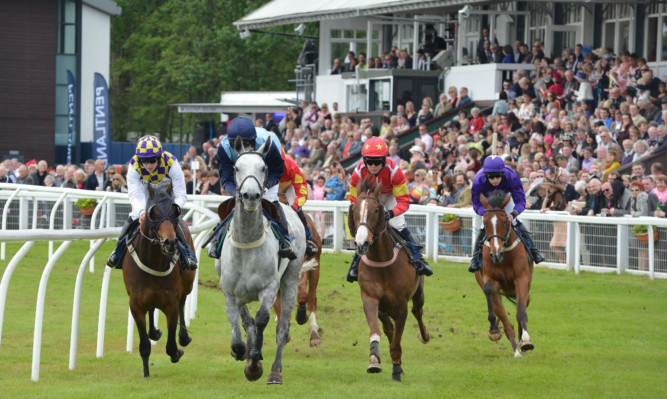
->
[135, 135, 163, 158]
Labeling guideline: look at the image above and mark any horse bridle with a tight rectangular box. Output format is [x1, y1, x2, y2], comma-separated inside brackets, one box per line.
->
[355, 195, 386, 246]
[234, 151, 267, 204]
[141, 202, 181, 255]
[484, 208, 511, 248]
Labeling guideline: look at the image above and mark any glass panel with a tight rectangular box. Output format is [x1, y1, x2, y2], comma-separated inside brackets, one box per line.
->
[58, 24, 76, 54]
[54, 116, 70, 145]
[357, 43, 367, 57]
[605, 22, 615, 51]
[619, 4, 632, 18]
[60, 0, 77, 24]
[356, 30, 367, 40]
[662, 20, 667, 61]
[619, 21, 630, 53]
[372, 30, 380, 40]
[331, 42, 349, 63]
[344, 30, 354, 39]
[55, 55, 76, 84]
[331, 29, 341, 39]
[647, 17, 658, 62]
[346, 83, 367, 112]
[371, 43, 380, 59]
[55, 85, 71, 114]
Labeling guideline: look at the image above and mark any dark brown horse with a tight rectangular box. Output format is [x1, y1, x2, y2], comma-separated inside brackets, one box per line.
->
[348, 177, 430, 382]
[122, 185, 196, 377]
[274, 190, 323, 347]
[474, 190, 534, 357]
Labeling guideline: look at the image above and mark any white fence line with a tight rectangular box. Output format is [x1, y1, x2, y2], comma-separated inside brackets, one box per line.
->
[1, 183, 666, 381]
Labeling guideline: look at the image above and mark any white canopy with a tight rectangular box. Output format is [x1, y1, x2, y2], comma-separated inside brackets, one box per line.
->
[234, 0, 464, 29]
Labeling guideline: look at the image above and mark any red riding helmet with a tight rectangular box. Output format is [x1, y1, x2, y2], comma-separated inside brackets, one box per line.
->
[361, 137, 388, 158]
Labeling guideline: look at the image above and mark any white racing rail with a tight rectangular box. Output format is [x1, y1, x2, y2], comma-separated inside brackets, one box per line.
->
[1, 183, 666, 381]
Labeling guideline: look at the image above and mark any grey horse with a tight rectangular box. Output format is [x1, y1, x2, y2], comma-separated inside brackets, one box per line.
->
[215, 136, 306, 384]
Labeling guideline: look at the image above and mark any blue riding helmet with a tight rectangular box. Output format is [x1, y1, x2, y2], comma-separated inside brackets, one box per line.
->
[227, 117, 257, 141]
[483, 155, 505, 173]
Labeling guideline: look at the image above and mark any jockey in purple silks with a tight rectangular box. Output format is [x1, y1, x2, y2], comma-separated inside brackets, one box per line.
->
[469, 155, 546, 272]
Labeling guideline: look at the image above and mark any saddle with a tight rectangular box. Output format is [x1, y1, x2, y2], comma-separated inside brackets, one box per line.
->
[217, 197, 278, 221]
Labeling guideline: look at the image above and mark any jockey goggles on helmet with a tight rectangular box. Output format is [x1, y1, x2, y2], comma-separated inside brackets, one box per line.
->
[363, 157, 385, 167]
[485, 172, 504, 180]
[139, 156, 160, 165]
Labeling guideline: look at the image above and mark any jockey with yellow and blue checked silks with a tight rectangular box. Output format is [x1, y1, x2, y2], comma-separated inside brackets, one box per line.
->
[215, 117, 296, 260]
[106, 135, 197, 270]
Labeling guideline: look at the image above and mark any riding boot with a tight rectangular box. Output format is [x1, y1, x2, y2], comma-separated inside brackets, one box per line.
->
[297, 208, 318, 257]
[175, 223, 198, 270]
[346, 253, 361, 282]
[468, 227, 486, 273]
[206, 213, 233, 259]
[516, 221, 546, 264]
[398, 228, 434, 276]
[107, 218, 133, 269]
[274, 201, 297, 260]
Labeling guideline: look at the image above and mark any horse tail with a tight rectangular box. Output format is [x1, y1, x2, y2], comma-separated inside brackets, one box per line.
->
[300, 258, 319, 276]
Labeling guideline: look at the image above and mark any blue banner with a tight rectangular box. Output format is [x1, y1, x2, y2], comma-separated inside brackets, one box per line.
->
[66, 70, 76, 164]
[93, 73, 112, 165]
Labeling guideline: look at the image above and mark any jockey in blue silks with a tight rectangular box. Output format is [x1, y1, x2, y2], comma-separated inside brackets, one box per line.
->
[469, 155, 545, 272]
[216, 117, 296, 260]
[106, 135, 198, 270]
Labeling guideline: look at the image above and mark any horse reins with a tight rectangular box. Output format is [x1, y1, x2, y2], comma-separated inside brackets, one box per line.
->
[128, 203, 181, 277]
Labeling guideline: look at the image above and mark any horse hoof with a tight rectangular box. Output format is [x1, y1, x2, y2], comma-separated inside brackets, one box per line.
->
[244, 360, 263, 381]
[520, 340, 534, 352]
[266, 371, 283, 385]
[514, 349, 522, 358]
[231, 343, 246, 361]
[179, 334, 192, 347]
[170, 348, 184, 363]
[417, 331, 431, 344]
[489, 331, 502, 342]
[295, 304, 308, 325]
[367, 355, 381, 373]
[149, 329, 162, 341]
[310, 332, 322, 347]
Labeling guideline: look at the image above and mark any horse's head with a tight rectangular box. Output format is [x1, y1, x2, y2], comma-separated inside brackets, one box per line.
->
[233, 135, 269, 212]
[145, 184, 181, 256]
[480, 190, 512, 264]
[348, 176, 385, 255]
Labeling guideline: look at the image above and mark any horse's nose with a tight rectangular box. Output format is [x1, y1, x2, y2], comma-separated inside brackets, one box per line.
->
[242, 192, 260, 201]
[491, 253, 503, 264]
[165, 238, 177, 254]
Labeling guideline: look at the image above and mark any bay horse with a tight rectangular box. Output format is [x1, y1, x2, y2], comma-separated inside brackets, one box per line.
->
[275, 187, 323, 347]
[347, 176, 430, 382]
[121, 184, 196, 377]
[474, 190, 534, 357]
[215, 136, 307, 384]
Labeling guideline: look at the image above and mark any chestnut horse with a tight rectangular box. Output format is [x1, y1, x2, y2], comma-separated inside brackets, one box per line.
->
[275, 189, 322, 347]
[474, 190, 534, 357]
[121, 184, 196, 377]
[347, 177, 430, 382]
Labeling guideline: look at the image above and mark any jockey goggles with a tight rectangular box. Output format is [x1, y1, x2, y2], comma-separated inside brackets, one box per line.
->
[364, 157, 385, 166]
[139, 156, 159, 165]
[485, 172, 504, 180]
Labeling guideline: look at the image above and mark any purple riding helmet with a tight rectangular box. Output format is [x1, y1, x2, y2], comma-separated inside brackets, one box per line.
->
[482, 155, 505, 173]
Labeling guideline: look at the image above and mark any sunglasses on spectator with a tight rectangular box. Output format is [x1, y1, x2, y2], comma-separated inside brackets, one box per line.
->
[364, 158, 384, 166]
[485, 172, 504, 180]
[631, 188, 640, 192]
[140, 156, 159, 165]
[112, 178, 120, 182]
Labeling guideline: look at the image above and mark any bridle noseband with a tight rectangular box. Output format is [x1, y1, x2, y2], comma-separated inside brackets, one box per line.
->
[234, 151, 267, 205]
[484, 208, 511, 248]
[142, 201, 180, 255]
[355, 195, 385, 245]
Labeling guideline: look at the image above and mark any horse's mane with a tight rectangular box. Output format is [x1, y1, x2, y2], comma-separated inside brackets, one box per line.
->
[487, 190, 509, 208]
[358, 175, 381, 196]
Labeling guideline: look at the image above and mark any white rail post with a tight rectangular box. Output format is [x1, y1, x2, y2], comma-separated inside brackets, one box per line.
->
[32, 240, 73, 382]
[96, 266, 112, 358]
[0, 241, 35, 352]
[69, 238, 107, 370]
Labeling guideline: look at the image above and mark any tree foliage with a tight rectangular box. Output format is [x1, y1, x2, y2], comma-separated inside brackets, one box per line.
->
[110, 0, 313, 142]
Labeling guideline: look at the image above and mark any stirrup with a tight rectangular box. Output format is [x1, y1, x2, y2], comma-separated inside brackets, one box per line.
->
[305, 240, 318, 257]
[279, 240, 297, 260]
[415, 259, 434, 276]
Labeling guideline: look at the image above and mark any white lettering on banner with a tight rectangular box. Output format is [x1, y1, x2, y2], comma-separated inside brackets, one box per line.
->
[94, 95, 107, 162]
